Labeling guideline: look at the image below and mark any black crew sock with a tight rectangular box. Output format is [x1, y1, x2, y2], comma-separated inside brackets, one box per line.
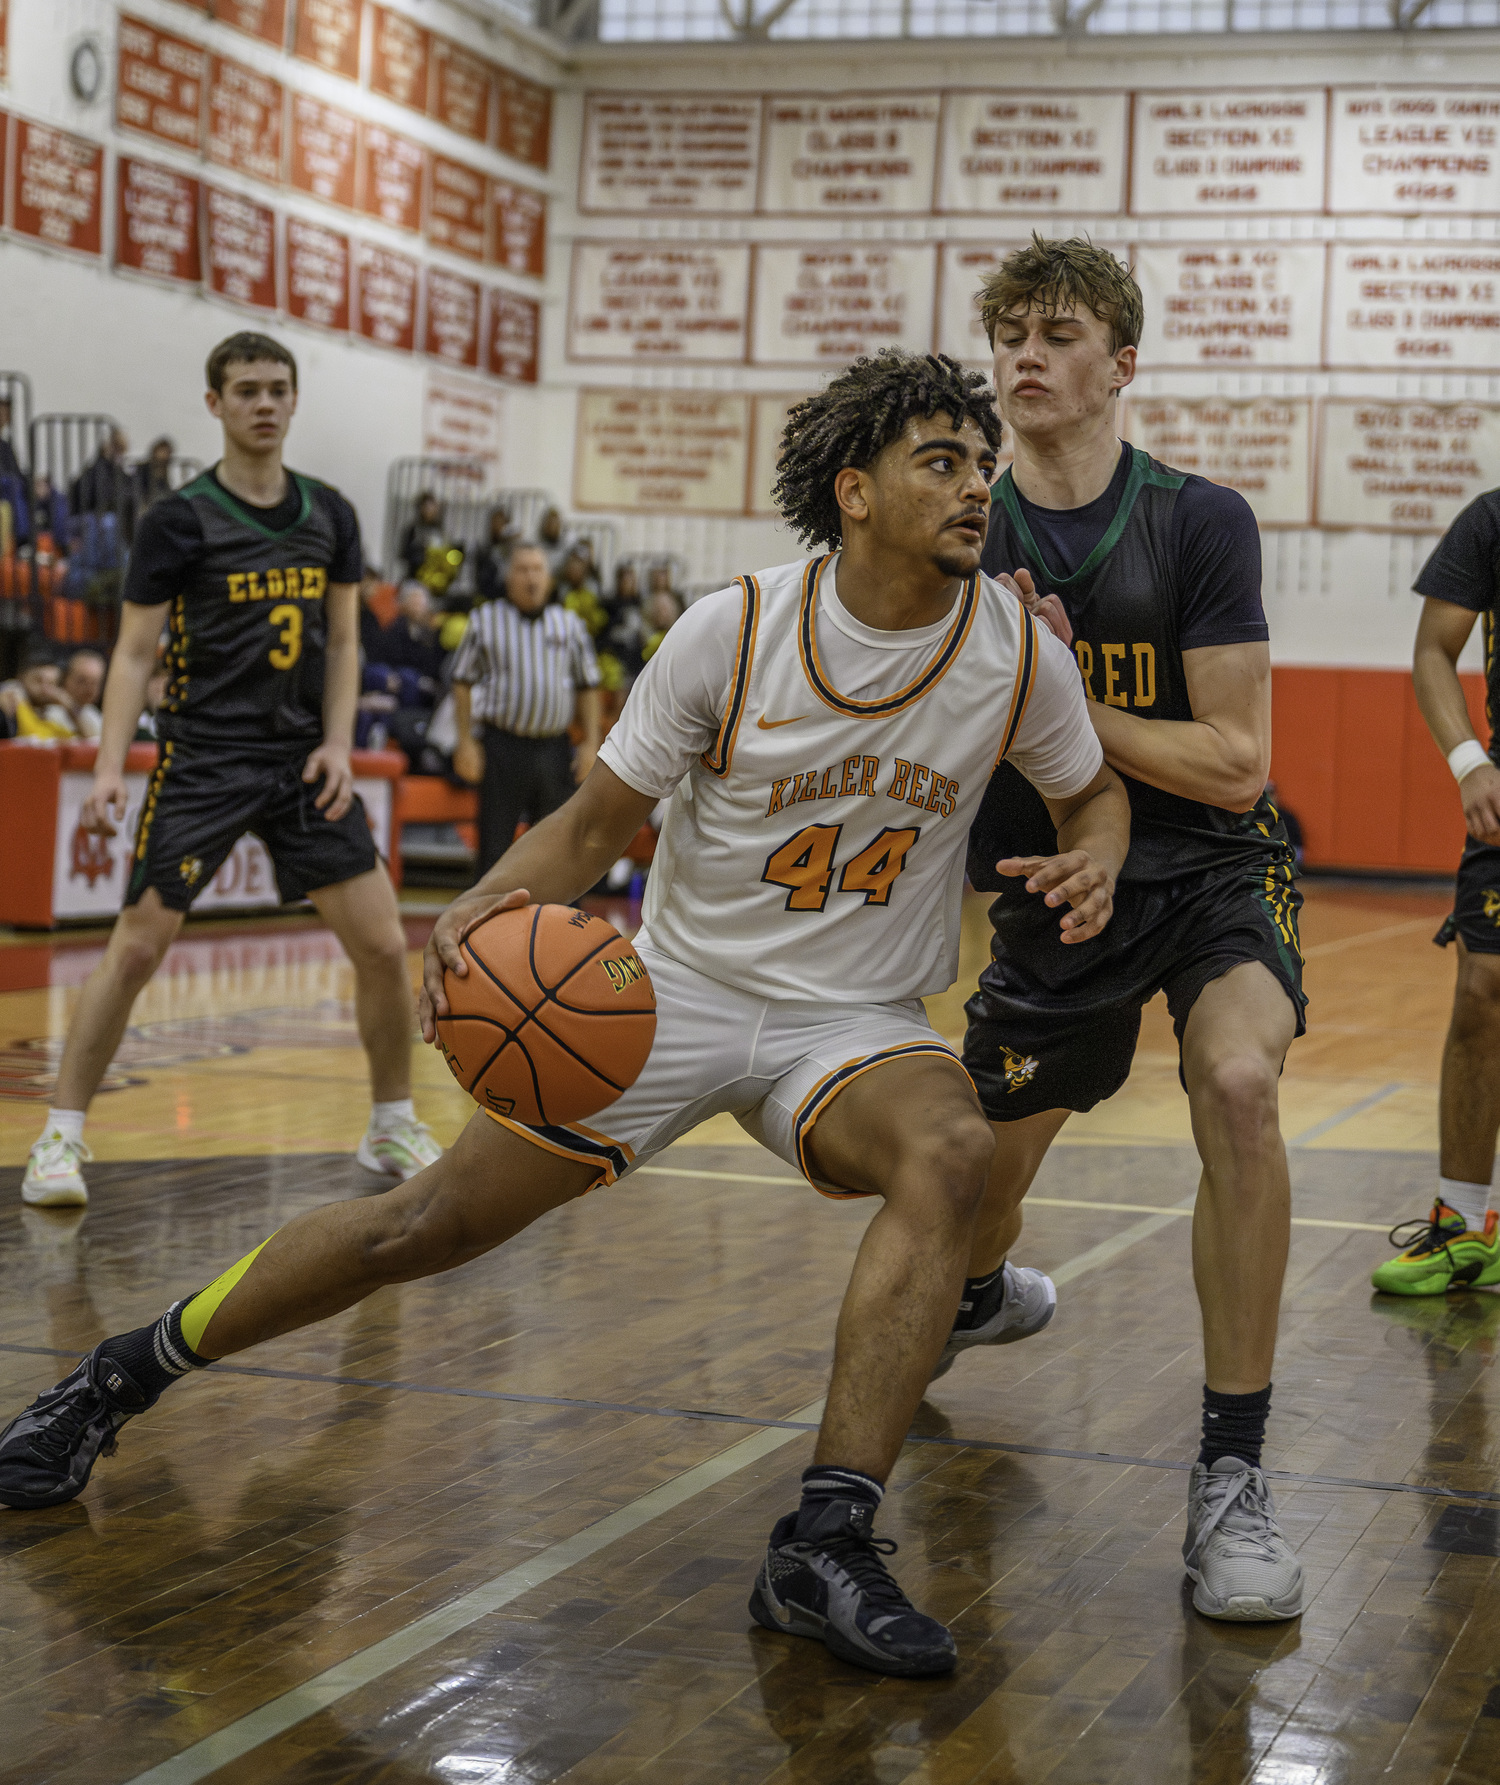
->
[795, 1464, 883, 1536]
[95, 1300, 211, 1406]
[954, 1265, 1006, 1332]
[1199, 1383, 1272, 1469]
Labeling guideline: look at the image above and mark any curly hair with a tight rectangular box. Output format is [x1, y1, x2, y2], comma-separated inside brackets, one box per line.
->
[977, 234, 1142, 353]
[772, 351, 1002, 553]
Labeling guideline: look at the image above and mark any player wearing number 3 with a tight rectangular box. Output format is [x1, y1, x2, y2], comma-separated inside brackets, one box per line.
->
[0, 351, 1129, 1679]
[21, 333, 440, 1210]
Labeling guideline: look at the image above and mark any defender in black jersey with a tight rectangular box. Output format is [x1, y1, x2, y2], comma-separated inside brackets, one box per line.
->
[1366, 498, 1500, 1296]
[23, 334, 440, 1211]
[941, 239, 1307, 1623]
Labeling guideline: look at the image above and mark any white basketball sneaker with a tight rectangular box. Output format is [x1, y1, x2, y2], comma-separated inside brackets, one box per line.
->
[930, 1262, 1057, 1380]
[356, 1115, 442, 1180]
[1183, 1457, 1304, 1621]
[22, 1132, 92, 1208]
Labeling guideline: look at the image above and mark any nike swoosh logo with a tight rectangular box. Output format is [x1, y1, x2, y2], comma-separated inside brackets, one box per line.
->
[756, 713, 806, 729]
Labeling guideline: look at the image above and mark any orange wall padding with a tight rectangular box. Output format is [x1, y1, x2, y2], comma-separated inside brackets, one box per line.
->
[1270, 667, 1489, 875]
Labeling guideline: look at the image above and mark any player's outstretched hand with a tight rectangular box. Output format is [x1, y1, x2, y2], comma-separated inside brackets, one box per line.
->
[1460, 762, 1500, 847]
[80, 769, 129, 838]
[419, 887, 531, 1042]
[997, 851, 1115, 944]
[304, 742, 355, 820]
[995, 568, 1072, 648]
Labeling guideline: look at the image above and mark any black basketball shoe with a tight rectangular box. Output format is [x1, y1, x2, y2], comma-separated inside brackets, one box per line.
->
[0, 1345, 153, 1509]
[748, 1496, 958, 1677]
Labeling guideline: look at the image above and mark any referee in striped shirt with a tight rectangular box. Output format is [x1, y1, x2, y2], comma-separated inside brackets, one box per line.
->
[451, 542, 604, 876]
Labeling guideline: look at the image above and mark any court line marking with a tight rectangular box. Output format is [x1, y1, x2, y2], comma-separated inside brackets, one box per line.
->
[635, 1167, 1396, 1232]
[1299, 915, 1441, 959]
[118, 1395, 827, 1785]
[5, 1340, 1491, 1513]
[1287, 1084, 1407, 1148]
[94, 1170, 1451, 1784]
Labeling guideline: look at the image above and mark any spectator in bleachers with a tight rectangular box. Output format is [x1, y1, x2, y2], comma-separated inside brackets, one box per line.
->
[646, 560, 685, 607]
[358, 566, 388, 661]
[0, 396, 21, 486]
[449, 542, 603, 876]
[134, 436, 175, 513]
[557, 547, 607, 641]
[60, 648, 106, 740]
[30, 474, 67, 548]
[642, 587, 683, 665]
[70, 427, 135, 535]
[538, 505, 573, 571]
[400, 491, 446, 580]
[475, 505, 517, 606]
[598, 560, 644, 694]
[0, 395, 26, 547]
[0, 652, 72, 739]
[377, 583, 445, 683]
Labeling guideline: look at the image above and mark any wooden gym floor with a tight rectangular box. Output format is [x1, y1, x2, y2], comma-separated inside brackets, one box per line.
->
[0, 881, 1496, 1784]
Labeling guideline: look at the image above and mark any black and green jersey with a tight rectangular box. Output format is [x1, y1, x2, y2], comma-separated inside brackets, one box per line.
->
[123, 467, 363, 749]
[1412, 488, 1500, 766]
[971, 443, 1286, 887]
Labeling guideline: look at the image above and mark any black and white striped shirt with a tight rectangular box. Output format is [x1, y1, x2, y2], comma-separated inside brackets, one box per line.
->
[450, 598, 601, 737]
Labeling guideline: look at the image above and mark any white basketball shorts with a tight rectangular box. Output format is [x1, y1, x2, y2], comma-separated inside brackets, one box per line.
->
[482, 934, 968, 1196]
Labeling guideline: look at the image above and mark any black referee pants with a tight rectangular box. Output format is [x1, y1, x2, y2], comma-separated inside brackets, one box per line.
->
[477, 725, 575, 879]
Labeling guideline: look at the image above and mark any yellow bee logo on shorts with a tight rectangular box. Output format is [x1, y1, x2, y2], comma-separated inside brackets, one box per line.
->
[179, 856, 204, 887]
[999, 1044, 1039, 1093]
[1483, 890, 1500, 925]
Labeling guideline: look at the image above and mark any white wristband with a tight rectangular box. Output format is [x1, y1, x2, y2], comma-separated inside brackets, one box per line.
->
[1448, 739, 1491, 783]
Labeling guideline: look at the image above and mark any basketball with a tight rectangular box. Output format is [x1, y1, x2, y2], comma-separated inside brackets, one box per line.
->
[434, 904, 657, 1126]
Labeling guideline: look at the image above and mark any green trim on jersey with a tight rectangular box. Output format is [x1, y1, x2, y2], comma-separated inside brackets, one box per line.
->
[183, 469, 316, 539]
[993, 447, 1187, 593]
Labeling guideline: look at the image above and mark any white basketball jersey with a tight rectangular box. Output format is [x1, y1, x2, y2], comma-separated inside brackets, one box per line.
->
[599, 552, 1102, 1004]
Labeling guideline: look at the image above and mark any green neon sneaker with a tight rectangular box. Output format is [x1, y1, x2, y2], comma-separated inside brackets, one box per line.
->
[1371, 1203, 1500, 1297]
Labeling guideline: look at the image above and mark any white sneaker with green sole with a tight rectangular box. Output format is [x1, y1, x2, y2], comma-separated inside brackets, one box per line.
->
[356, 1117, 442, 1180]
[22, 1133, 92, 1208]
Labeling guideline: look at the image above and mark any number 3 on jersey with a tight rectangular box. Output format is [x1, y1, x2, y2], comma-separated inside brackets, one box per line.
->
[762, 823, 920, 912]
[268, 602, 302, 670]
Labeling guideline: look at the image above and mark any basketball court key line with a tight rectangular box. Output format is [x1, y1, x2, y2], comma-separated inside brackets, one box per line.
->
[101, 1175, 1487, 1784]
[635, 1167, 1398, 1230]
[3, 1342, 1486, 1508]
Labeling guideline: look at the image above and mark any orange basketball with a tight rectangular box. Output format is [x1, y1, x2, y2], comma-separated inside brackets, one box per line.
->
[435, 904, 657, 1127]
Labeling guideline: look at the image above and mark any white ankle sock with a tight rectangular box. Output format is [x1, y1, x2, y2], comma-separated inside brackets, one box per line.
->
[1438, 1177, 1492, 1231]
[42, 1108, 85, 1145]
[370, 1098, 416, 1131]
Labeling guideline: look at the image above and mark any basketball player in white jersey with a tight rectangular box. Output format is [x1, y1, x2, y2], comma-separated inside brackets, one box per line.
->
[0, 352, 1130, 1680]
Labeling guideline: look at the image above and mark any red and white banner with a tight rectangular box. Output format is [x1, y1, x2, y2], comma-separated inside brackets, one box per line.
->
[11, 120, 104, 257]
[116, 157, 201, 285]
[356, 242, 419, 351]
[285, 217, 350, 332]
[290, 94, 358, 208]
[207, 55, 284, 186]
[358, 123, 424, 233]
[205, 184, 278, 310]
[116, 16, 205, 153]
[425, 266, 482, 367]
[293, 0, 362, 80]
[488, 288, 540, 384]
[428, 154, 487, 260]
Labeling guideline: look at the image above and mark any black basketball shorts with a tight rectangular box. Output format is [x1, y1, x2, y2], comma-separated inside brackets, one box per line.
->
[1435, 836, 1500, 955]
[125, 741, 379, 912]
[962, 851, 1307, 1121]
